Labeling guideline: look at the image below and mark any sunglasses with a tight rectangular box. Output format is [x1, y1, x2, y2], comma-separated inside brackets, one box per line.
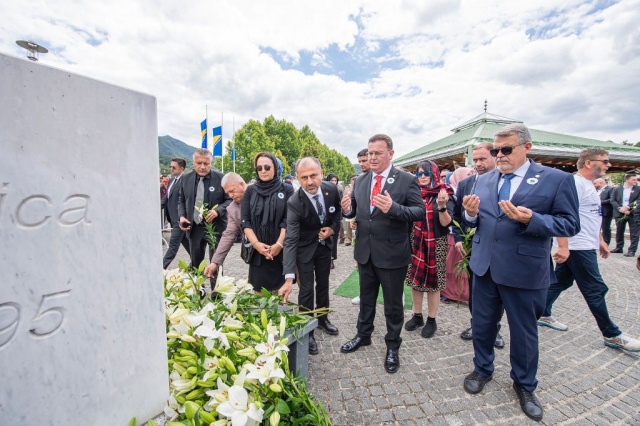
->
[255, 165, 272, 172]
[415, 171, 431, 178]
[589, 159, 611, 165]
[490, 143, 525, 157]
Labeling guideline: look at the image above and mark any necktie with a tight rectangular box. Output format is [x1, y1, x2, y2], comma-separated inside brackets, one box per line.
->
[371, 175, 383, 207]
[168, 177, 178, 196]
[194, 177, 204, 224]
[498, 174, 516, 202]
[313, 194, 325, 224]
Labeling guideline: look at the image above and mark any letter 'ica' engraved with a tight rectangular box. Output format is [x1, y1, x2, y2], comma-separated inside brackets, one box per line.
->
[0, 302, 21, 352]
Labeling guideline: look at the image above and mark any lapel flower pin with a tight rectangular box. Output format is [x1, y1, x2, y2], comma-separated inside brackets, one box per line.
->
[387, 177, 395, 184]
[277, 192, 284, 199]
[527, 178, 538, 185]
[328, 206, 336, 213]
[209, 186, 215, 192]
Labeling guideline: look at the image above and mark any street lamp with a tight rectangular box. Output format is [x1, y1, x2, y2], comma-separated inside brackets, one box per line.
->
[15, 40, 48, 61]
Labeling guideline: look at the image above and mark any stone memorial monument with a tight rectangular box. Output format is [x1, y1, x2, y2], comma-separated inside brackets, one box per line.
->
[0, 53, 168, 425]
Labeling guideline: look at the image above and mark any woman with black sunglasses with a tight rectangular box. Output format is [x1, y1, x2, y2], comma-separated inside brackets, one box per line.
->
[240, 152, 294, 292]
[404, 160, 455, 338]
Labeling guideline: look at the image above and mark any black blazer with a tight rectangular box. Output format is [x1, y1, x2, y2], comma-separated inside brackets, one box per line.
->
[344, 166, 425, 268]
[164, 176, 184, 226]
[283, 182, 341, 275]
[599, 186, 614, 217]
[452, 174, 477, 243]
[177, 169, 232, 235]
[610, 185, 640, 218]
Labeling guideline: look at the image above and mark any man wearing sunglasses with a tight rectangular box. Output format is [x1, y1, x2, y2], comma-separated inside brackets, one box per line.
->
[538, 149, 640, 354]
[461, 123, 580, 422]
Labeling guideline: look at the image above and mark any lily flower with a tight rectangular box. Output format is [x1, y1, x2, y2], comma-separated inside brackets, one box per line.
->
[245, 356, 285, 384]
[216, 385, 264, 426]
[194, 317, 230, 350]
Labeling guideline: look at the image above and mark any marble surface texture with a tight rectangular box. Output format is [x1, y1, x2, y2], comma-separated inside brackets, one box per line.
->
[0, 53, 168, 425]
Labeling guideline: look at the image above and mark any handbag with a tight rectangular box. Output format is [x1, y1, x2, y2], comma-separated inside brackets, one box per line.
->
[240, 234, 254, 264]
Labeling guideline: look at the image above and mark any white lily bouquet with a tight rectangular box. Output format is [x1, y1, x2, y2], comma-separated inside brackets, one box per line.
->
[159, 264, 331, 426]
[194, 203, 219, 252]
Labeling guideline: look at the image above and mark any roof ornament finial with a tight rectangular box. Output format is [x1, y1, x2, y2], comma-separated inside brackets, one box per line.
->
[484, 99, 487, 112]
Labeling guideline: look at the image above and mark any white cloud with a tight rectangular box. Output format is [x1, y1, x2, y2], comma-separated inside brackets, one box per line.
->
[1, 0, 639, 166]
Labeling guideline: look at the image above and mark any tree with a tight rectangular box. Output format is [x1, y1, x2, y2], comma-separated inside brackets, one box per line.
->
[225, 118, 355, 183]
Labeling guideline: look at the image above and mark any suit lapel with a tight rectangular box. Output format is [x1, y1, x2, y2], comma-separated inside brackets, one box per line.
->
[484, 169, 501, 217]
[510, 161, 543, 207]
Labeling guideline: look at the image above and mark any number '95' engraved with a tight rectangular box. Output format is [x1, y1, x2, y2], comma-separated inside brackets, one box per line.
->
[0, 290, 71, 351]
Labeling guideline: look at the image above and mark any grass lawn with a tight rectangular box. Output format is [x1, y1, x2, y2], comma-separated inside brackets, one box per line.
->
[333, 269, 413, 309]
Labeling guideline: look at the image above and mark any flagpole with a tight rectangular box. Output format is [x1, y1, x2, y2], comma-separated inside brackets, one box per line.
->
[221, 112, 224, 173]
[205, 105, 209, 153]
[232, 116, 236, 173]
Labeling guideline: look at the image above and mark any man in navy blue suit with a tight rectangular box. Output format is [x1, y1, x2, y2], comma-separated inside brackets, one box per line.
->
[461, 123, 580, 422]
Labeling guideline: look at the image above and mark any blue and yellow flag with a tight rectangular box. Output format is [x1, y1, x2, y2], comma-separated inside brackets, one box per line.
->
[212, 126, 222, 156]
[200, 119, 208, 149]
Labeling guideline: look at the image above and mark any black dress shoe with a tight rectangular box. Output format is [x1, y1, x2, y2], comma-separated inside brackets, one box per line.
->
[624, 252, 636, 257]
[463, 371, 492, 394]
[318, 318, 339, 335]
[340, 336, 371, 353]
[308, 335, 318, 355]
[494, 332, 505, 349]
[460, 327, 473, 340]
[384, 349, 400, 374]
[513, 382, 543, 422]
[611, 248, 623, 253]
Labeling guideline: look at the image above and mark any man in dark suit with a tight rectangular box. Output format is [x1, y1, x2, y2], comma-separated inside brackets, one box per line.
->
[461, 123, 580, 422]
[610, 173, 639, 256]
[163, 158, 191, 269]
[594, 178, 614, 245]
[178, 149, 232, 279]
[279, 157, 342, 355]
[339, 134, 425, 374]
[452, 143, 504, 348]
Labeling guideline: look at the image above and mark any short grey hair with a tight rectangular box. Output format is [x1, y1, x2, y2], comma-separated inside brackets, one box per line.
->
[221, 172, 245, 187]
[494, 123, 532, 144]
[193, 148, 212, 158]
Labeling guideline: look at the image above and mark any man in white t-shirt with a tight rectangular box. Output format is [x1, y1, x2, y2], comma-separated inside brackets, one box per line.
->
[538, 149, 640, 353]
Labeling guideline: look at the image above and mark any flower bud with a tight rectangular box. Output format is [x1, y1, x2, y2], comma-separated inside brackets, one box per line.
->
[269, 411, 281, 425]
[269, 383, 282, 393]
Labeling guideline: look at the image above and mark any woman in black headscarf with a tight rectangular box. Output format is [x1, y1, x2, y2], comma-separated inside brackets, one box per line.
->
[241, 152, 294, 292]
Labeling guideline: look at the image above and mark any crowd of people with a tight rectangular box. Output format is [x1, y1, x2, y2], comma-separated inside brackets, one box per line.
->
[161, 123, 640, 422]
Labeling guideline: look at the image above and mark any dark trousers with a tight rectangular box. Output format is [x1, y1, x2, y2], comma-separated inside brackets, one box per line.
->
[601, 215, 613, 245]
[356, 260, 408, 350]
[472, 271, 546, 392]
[614, 215, 639, 253]
[297, 244, 332, 326]
[544, 250, 621, 338]
[163, 224, 191, 269]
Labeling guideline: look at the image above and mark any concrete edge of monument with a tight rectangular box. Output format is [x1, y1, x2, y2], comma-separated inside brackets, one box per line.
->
[0, 51, 169, 425]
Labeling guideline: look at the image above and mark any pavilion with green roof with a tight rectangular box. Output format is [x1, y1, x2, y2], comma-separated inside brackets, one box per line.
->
[394, 110, 640, 173]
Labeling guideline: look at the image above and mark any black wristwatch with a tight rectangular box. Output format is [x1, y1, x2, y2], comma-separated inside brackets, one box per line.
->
[437, 207, 447, 212]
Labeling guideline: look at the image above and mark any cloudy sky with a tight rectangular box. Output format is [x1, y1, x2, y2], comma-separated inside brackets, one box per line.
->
[2, 0, 639, 160]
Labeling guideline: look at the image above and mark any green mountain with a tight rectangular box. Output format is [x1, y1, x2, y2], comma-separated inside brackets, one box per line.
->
[159, 135, 196, 174]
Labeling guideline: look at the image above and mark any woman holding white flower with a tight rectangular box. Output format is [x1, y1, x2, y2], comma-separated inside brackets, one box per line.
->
[241, 152, 294, 292]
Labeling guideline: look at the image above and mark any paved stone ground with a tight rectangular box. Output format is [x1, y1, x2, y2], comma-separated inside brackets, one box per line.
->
[164, 233, 640, 425]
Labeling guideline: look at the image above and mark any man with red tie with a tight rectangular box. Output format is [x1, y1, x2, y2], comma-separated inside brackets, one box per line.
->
[339, 134, 425, 374]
